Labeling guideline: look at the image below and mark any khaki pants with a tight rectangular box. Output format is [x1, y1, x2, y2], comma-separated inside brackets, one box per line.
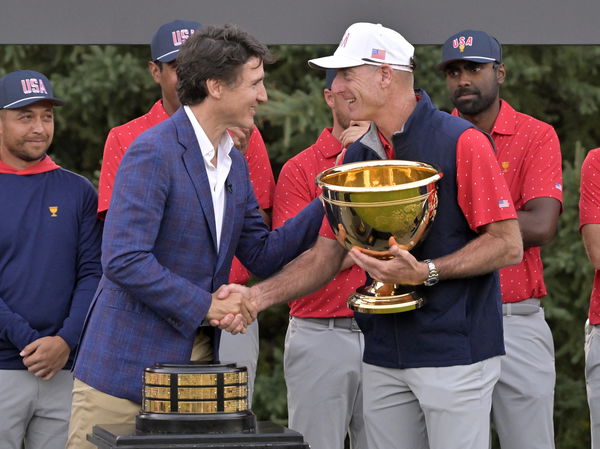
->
[67, 329, 212, 448]
[66, 378, 139, 449]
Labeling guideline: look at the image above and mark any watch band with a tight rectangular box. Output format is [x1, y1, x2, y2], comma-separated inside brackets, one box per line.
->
[423, 259, 439, 286]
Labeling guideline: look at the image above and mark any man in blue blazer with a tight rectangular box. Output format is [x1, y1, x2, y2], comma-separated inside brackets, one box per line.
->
[67, 24, 323, 448]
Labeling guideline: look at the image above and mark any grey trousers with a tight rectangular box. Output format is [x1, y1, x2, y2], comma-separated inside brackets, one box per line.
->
[0, 369, 73, 449]
[219, 319, 259, 407]
[363, 356, 501, 449]
[586, 320, 600, 449]
[492, 304, 556, 449]
[284, 316, 367, 449]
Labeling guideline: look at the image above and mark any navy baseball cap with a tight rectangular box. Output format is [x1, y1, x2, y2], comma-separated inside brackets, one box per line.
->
[0, 70, 64, 109]
[438, 30, 502, 70]
[151, 20, 201, 62]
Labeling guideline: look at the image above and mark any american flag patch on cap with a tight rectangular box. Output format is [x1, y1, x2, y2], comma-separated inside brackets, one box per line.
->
[371, 48, 386, 59]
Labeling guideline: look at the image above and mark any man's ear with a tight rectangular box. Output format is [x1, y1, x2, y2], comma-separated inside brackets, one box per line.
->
[379, 64, 394, 88]
[323, 89, 335, 109]
[205, 78, 223, 99]
[148, 61, 162, 84]
[496, 63, 506, 86]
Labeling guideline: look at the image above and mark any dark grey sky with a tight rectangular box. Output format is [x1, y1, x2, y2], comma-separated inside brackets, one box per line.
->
[2, 0, 598, 45]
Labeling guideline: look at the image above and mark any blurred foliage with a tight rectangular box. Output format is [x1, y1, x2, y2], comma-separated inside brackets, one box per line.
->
[2, 42, 600, 447]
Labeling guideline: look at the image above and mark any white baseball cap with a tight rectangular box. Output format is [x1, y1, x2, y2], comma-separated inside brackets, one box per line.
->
[309, 23, 415, 72]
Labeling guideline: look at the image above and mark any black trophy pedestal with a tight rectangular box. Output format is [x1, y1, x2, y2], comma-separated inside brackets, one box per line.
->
[88, 421, 310, 448]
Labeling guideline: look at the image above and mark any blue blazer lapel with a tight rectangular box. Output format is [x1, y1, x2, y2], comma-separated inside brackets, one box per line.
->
[174, 109, 218, 251]
[214, 169, 237, 270]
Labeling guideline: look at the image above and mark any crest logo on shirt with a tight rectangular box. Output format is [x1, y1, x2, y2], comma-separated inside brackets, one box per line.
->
[49, 206, 58, 217]
[453, 36, 473, 53]
[501, 161, 510, 173]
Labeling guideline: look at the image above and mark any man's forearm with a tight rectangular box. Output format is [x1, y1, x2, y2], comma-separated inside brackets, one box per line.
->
[436, 219, 522, 280]
[252, 236, 345, 312]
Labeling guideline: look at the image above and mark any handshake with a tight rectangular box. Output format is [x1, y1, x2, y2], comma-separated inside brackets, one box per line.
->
[206, 284, 259, 335]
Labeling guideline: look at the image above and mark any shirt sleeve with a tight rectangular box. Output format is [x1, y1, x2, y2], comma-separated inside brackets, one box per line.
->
[245, 126, 275, 210]
[57, 183, 102, 349]
[229, 127, 276, 284]
[273, 158, 315, 228]
[456, 128, 517, 231]
[580, 149, 600, 229]
[273, 152, 336, 239]
[98, 129, 127, 219]
[519, 125, 563, 205]
[0, 299, 40, 350]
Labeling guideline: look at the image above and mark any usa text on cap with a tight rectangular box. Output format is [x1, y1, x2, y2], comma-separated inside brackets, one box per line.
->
[151, 20, 201, 62]
[439, 30, 502, 70]
[0, 70, 64, 109]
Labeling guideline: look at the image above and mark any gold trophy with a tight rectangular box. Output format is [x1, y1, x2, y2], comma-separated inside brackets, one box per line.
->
[316, 160, 442, 314]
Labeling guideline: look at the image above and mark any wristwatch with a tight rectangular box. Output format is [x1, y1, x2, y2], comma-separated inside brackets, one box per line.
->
[423, 259, 439, 286]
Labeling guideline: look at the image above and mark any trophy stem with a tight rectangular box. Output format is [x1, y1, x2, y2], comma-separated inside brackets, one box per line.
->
[347, 282, 424, 314]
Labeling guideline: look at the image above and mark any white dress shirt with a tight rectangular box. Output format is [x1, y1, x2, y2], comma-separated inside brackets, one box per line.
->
[184, 105, 233, 252]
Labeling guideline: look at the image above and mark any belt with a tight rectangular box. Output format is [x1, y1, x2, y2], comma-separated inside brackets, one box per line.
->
[296, 317, 362, 332]
[502, 298, 541, 316]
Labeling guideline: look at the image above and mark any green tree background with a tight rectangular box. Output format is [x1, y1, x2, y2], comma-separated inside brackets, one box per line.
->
[2, 43, 598, 447]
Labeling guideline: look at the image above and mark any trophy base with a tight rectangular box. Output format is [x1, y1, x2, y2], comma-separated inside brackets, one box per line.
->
[348, 282, 424, 314]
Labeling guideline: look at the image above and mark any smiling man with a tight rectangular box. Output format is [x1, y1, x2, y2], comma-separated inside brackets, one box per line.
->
[0, 70, 101, 449]
[439, 30, 563, 449]
[67, 24, 324, 449]
[97, 20, 276, 406]
[218, 22, 523, 449]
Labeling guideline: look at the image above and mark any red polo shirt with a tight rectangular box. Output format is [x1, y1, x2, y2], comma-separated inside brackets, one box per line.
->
[98, 100, 169, 216]
[580, 148, 600, 324]
[454, 100, 563, 303]
[273, 128, 366, 318]
[97, 99, 275, 285]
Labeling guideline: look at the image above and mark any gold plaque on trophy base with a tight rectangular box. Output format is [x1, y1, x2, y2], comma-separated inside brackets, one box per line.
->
[136, 363, 256, 435]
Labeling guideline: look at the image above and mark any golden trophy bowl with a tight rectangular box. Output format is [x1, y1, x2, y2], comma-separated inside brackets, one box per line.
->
[316, 160, 443, 314]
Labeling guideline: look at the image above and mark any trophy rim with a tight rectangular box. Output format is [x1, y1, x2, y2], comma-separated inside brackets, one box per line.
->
[316, 159, 442, 193]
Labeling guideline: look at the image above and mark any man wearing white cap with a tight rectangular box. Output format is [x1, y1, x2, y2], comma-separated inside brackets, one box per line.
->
[217, 22, 523, 449]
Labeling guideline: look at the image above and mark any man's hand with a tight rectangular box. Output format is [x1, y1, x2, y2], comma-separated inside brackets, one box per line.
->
[206, 284, 256, 335]
[339, 121, 370, 148]
[20, 336, 71, 380]
[348, 238, 428, 286]
[228, 127, 253, 155]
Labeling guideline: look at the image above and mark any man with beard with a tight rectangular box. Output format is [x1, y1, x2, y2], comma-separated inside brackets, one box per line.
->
[439, 30, 563, 449]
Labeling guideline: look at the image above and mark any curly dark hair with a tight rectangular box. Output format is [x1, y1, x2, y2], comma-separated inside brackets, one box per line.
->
[176, 24, 275, 106]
